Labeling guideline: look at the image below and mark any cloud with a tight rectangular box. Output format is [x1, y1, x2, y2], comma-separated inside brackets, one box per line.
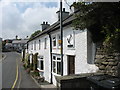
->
[1, 2, 59, 39]
[1, 0, 73, 40]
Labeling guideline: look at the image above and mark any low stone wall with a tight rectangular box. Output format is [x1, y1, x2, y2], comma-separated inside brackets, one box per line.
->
[95, 44, 120, 76]
[55, 73, 103, 89]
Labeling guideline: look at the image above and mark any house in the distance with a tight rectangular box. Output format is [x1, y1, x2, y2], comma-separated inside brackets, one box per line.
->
[27, 8, 98, 86]
[12, 39, 28, 51]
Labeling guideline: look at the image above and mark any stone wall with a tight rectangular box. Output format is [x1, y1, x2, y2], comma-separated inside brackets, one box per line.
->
[95, 43, 120, 76]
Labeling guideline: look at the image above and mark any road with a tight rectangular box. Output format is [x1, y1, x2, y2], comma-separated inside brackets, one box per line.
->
[0, 52, 2, 89]
[2, 52, 40, 89]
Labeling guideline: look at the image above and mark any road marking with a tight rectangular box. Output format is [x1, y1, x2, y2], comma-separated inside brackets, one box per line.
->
[17, 60, 21, 88]
[11, 59, 19, 90]
[0, 54, 7, 62]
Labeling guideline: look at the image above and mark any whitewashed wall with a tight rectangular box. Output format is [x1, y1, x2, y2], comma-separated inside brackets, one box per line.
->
[28, 34, 51, 83]
[28, 25, 98, 86]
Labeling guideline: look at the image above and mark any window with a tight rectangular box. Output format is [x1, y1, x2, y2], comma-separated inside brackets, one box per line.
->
[39, 40, 41, 50]
[52, 55, 61, 74]
[52, 36, 56, 48]
[57, 34, 61, 48]
[34, 41, 36, 50]
[44, 38, 47, 49]
[31, 42, 33, 50]
[37, 56, 44, 70]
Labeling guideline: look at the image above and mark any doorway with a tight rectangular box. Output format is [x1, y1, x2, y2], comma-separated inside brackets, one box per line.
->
[68, 55, 75, 75]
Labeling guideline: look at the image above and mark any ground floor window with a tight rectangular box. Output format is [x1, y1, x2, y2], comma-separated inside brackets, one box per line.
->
[52, 54, 61, 75]
[37, 55, 44, 71]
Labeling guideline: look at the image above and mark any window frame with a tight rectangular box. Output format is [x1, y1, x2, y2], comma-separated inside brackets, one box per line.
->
[52, 35, 57, 48]
[44, 38, 47, 49]
[57, 34, 61, 49]
[39, 40, 41, 50]
[37, 56, 44, 71]
[52, 54, 61, 75]
[34, 41, 36, 50]
[31, 42, 33, 50]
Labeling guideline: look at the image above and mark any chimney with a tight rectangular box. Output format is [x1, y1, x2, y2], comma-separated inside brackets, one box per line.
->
[56, 8, 69, 21]
[41, 21, 50, 31]
[16, 35, 18, 40]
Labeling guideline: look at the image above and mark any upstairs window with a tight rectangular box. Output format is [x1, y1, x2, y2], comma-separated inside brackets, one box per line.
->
[57, 34, 61, 48]
[52, 36, 56, 48]
[34, 41, 36, 50]
[31, 42, 33, 50]
[39, 40, 41, 50]
[44, 38, 47, 49]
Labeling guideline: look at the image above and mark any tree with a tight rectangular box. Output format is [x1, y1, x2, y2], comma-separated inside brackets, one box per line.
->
[29, 30, 41, 40]
[72, 2, 120, 52]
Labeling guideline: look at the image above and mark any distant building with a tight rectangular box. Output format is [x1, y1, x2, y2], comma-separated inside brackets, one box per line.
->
[12, 39, 28, 51]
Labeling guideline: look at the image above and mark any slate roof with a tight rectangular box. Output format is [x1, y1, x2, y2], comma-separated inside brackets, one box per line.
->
[28, 12, 76, 42]
[12, 39, 28, 44]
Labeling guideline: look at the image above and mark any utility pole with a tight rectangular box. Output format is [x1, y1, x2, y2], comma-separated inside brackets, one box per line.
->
[60, 0, 63, 76]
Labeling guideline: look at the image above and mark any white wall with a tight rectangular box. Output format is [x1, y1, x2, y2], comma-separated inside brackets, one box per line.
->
[28, 34, 51, 83]
[51, 26, 98, 86]
[28, 25, 98, 86]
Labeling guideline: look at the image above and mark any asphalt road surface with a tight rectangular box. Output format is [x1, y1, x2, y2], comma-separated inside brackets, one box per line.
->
[2, 52, 40, 89]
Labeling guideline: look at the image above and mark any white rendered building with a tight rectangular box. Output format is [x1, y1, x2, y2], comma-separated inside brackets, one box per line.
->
[27, 8, 98, 86]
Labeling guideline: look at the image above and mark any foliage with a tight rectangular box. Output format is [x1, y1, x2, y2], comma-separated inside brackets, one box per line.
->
[72, 2, 120, 52]
[25, 53, 30, 68]
[33, 53, 38, 71]
[29, 30, 41, 40]
[31, 70, 40, 77]
[103, 29, 120, 53]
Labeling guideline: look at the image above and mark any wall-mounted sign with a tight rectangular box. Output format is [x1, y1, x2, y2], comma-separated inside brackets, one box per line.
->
[67, 31, 75, 48]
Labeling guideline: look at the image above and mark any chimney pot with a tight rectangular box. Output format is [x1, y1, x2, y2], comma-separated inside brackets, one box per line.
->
[63, 8, 65, 12]
[43, 22, 45, 24]
[46, 22, 48, 24]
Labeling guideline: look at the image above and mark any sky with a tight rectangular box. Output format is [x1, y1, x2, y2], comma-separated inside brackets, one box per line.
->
[0, 0, 75, 40]
[1, 0, 119, 40]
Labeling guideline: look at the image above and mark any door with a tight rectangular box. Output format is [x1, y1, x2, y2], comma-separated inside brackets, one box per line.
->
[68, 55, 75, 75]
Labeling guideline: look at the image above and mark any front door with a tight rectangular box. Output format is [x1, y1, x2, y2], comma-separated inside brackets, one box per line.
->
[68, 55, 75, 75]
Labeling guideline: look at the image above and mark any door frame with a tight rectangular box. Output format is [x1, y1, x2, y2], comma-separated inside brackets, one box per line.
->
[67, 55, 75, 75]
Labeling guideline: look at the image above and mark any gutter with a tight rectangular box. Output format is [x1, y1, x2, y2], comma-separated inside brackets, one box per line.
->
[48, 33, 53, 84]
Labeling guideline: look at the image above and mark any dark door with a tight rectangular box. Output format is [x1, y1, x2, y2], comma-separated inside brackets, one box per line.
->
[68, 55, 75, 75]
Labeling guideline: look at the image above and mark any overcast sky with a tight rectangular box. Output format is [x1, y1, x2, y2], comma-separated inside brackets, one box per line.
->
[0, 0, 75, 40]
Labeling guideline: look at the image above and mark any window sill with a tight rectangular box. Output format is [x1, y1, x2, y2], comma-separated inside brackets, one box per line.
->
[67, 48, 75, 50]
[37, 68, 44, 72]
[52, 72, 61, 76]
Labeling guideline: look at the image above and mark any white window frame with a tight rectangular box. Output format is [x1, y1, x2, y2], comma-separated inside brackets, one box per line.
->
[31, 42, 33, 50]
[34, 41, 36, 50]
[39, 40, 41, 50]
[57, 34, 61, 49]
[52, 35, 57, 48]
[52, 54, 61, 75]
[44, 38, 47, 49]
[37, 56, 44, 71]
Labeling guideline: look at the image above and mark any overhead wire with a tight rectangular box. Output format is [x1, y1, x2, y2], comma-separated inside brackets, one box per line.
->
[64, 0, 75, 13]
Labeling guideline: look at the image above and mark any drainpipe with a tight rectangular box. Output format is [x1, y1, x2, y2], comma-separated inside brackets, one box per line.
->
[48, 33, 53, 84]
